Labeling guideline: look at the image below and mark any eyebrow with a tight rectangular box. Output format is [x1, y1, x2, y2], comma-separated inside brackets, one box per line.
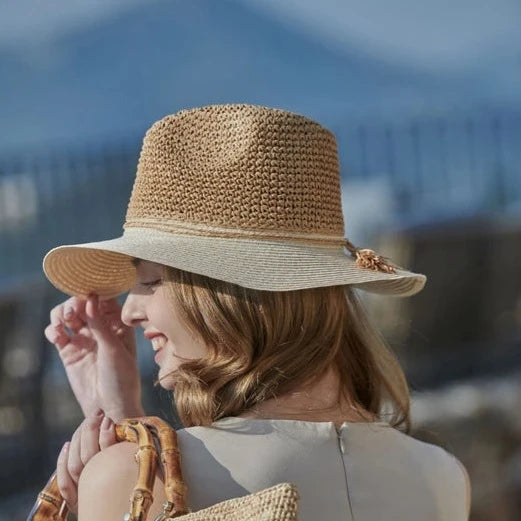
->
[130, 257, 141, 268]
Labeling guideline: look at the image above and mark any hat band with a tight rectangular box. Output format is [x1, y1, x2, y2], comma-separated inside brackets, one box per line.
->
[123, 217, 346, 246]
[122, 218, 400, 275]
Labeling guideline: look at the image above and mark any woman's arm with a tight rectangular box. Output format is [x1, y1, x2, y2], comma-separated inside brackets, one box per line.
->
[77, 441, 168, 520]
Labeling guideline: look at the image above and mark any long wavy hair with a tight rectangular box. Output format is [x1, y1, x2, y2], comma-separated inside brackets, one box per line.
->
[157, 266, 412, 433]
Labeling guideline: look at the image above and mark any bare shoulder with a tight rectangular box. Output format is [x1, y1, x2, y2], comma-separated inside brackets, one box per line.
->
[78, 442, 167, 520]
[83, 440, 136, 469]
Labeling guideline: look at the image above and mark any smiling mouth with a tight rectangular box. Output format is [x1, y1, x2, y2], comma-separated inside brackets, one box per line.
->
[150, 335, 167, 352]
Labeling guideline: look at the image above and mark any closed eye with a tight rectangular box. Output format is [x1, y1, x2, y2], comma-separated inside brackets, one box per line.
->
[140, 279, 162, 288]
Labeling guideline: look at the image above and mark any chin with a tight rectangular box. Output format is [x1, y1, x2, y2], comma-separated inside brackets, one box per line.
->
[158, 379, 175, 391]
[157, 369, 177, 390]
[159, 382, 175, 390]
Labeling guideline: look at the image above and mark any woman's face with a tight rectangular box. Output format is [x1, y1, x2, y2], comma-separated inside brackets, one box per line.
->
[121, 259, 208, 388]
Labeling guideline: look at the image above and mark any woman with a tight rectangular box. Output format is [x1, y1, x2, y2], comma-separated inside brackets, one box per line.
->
[43, 104, 470, 520]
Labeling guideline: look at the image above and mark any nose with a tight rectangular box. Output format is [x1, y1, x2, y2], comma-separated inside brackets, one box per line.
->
[121, 290, 147, 328]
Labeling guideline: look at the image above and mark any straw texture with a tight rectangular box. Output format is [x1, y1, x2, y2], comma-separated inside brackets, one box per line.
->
[170, 482, 299, 521]
[125, 104, 344, 240]
[43, 104, 427, 298]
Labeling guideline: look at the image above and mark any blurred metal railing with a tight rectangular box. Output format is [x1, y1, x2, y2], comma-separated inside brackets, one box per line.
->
[333, 111, 521, 218]
[0, 143, 139, 289]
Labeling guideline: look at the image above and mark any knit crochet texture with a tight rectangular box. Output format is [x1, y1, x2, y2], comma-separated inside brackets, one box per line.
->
[125, 104, 345, 244]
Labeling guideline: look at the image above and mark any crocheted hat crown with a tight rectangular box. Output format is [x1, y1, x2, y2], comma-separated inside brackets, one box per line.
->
[125, 104, 345, 245]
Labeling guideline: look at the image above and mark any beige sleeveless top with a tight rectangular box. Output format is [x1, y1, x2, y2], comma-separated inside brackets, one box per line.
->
[174, 417, 467, 521]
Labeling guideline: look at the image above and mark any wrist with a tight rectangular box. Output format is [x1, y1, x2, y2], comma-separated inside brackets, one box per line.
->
[105, 403, 146, 422]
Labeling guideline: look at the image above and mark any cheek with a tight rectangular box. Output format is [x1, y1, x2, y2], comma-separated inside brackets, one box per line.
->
[148, 300, 175, 334]
[169, 337, 207, 361]
[163, 329, 208, 362]
[149, 292, 208, 359]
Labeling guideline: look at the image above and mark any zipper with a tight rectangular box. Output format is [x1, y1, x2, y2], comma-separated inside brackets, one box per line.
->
[335, 425, 355, 520]
[335, 425, 346, 454]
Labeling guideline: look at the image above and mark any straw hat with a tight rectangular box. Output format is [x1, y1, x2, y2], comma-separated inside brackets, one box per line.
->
[43, 104, 426, 298]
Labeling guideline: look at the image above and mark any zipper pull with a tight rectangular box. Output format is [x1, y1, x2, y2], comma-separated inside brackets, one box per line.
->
[336, 426, 346, 454]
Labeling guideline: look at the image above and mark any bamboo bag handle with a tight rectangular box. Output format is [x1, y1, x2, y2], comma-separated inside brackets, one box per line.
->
[27, 417, 189, 521]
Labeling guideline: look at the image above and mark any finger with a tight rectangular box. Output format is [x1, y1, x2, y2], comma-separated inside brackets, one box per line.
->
[44, 323, 70, 348]
[80, 411, 105, 464]
[109, 318, 132, 340]
[87, 295, 135, 353]
[67, 426, 85, 485]
[49, 297, 84, 336]
[106, 313, 124, 329]
[67, 411, 103, 484]
[62, 297, 87, 333]
[99, 297, 123, 314]
[49, 303, 74, 343]
[56, 442, 78, 514]
[68, 296, 88, 318]
[62, 308, 85, 333]
[85, 294, 120, 350]
[89, 301, 125, 335]
[99, 416, 117, 449]
[106, 313, 136, 353]
[50, 300, 69, 328]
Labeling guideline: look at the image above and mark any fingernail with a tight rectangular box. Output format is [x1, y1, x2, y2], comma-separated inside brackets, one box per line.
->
[95, 409, 104, 417]
[62, 441, 70, 452]
[101, 416, 112, 429]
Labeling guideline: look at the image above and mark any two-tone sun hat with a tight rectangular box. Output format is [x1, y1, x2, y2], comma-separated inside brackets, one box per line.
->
[43, 104, 426, 299]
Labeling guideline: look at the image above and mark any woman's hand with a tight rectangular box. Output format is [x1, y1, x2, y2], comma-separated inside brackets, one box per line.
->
[45, 294, 144, 421]
[56, 410, 118, 515]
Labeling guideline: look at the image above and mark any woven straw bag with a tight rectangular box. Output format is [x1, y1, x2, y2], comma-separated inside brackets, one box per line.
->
[27, 416, 299, 521]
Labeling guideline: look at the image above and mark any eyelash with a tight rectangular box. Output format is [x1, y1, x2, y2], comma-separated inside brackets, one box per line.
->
[140, 279, 162, 288]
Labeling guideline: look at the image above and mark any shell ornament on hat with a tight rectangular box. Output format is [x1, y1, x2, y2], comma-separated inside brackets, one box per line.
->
[43, 104, 426, 298]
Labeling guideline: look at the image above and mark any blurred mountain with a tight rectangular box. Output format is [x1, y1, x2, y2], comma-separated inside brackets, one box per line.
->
[0, 0, 503, 153]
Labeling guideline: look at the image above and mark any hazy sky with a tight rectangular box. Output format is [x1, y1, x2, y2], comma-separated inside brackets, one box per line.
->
[243, 0, 521, 73]
[1, 0, 146, 48]
[3, 0, 520, 76]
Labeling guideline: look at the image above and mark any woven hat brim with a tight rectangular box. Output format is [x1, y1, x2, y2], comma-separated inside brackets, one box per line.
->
[42, 228, 426, 299]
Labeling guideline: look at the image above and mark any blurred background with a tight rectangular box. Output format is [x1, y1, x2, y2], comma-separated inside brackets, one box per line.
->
[1, 0, 520, 519]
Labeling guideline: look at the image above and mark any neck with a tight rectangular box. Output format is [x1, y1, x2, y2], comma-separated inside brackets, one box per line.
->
[238, 365, 378, 423]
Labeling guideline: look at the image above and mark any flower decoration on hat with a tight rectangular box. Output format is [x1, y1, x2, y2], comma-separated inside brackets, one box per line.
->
[344, 239, 398, 274]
